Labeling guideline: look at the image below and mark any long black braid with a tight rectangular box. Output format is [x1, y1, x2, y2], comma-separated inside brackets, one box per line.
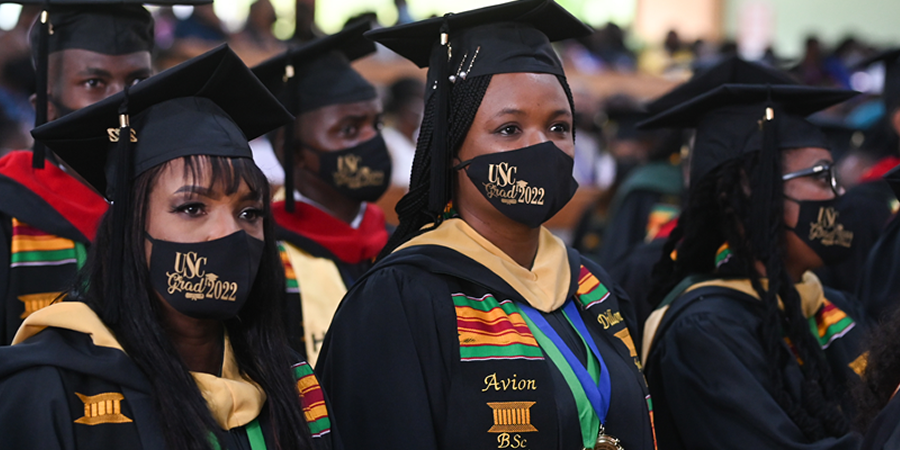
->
[648, 151, 850, 441]
[379, 73, 577, 258]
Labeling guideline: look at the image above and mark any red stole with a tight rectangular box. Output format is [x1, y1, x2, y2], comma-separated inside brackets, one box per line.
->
[272, 200, 388, 264]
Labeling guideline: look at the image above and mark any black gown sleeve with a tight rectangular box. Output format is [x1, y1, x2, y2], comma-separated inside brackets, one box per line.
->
[654, 305, 861, 450]
[0, 365, 76, 449]
[0, 214, 11, 343]
[862, 392, 900, 450]
[316, 266, 455, 450]
[597, 191, 661, 267]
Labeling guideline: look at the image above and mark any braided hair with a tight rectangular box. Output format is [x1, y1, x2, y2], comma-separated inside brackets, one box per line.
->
[648, 149, 850, 441]
[379, 73, 577, 258]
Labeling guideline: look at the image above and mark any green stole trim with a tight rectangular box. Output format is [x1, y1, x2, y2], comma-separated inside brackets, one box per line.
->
[513, 302, 601, 448]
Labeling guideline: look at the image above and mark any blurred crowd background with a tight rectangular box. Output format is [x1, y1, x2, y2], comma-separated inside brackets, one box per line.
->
[0, 0, 897, 240]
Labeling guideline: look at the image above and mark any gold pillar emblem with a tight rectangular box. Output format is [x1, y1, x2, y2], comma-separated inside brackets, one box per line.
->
[487, 401, 538, 433]
[74, 392, 133, 425]
[18, 292, 59, 319]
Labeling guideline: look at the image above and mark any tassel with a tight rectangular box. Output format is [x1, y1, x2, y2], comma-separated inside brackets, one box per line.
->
[281, 63, 298, 213]
[750, 87, 778, 264]
[428, 15, 452, 214]
[106, 88, 134, 323]
[283, 119, 295, 213]
[32, 7, 50, 169]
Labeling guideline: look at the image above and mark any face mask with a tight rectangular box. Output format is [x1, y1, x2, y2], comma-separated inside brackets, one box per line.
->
[304, 134, 392, 202]
[785, 196, 855, 265]
[455, 141, 579, 229]
[147, 230, 265, 320]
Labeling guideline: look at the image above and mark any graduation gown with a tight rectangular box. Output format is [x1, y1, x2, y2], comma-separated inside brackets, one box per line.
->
[272, 199, 388, 363]
[643, 273, 866, 450]
[0, 151, 107, 344]
[861, 393, 900, 450]
[577, 161, 681, 267]
[318, 218, 656, 450]
[0, 302, 339, 450]
[856, 213, 900, 322]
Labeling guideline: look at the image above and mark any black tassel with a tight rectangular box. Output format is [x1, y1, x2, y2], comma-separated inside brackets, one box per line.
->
[32, 7, 50, 169]
[106, 88, 134, 323]
[750, 87, 778, 264]
[283, 119, 295, 213]
[428, 15, 452, 214]
[281, 63, 297, 213]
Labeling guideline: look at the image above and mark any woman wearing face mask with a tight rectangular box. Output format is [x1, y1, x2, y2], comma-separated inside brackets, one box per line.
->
[316, 2, 656, 450]
[639, 60, 866, 449]
[0, 47, 337, 450]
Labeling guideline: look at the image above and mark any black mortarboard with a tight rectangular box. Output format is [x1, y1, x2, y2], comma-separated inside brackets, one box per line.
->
[641, 84, 857, 183]
[252, 19, 377, 116]
[31, 44, 293, 198]
[644, 55, 797, 116]
[29, 4, 154, 64]
[365, 0, 592, 214]
[18, 0, 211, 169]
[252, 20, 377, 212]
[856, 49, 900, 112]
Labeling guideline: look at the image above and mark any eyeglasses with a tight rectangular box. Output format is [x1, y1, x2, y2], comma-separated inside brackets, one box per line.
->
[781, 163, 840, 195]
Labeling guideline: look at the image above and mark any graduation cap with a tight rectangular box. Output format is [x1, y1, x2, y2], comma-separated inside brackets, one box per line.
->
[856, 49, 900, 112]
[18, 0, 211, 169]
[365, 0, 592, 214]
[644, 55, 798, 116]
[252, 19, 377, 212]
[32, 44, 292, 200]
[641, 84, 857, 183]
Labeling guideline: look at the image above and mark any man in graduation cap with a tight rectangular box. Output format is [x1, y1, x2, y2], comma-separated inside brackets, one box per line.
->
[638, 61, 866, 448]
[252, 20, 391, 364]
[0, 1, 192, 344]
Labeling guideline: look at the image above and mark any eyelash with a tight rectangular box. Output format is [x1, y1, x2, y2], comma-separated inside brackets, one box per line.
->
[495, 122, 571, 136]
[173, 202, 205, 216]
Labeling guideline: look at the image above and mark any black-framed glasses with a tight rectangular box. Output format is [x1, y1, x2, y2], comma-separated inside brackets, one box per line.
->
[782, 163, 840, 195]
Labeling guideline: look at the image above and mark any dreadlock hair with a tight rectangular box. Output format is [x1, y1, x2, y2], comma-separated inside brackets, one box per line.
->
[379, 73, 576, 258]
[854, 306, 900, 432]
[647, 149, 851, 441]
[76, 155, 313, 450]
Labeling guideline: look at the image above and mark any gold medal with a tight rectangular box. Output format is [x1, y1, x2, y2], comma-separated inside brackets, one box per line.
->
[587, 425, 624, 450]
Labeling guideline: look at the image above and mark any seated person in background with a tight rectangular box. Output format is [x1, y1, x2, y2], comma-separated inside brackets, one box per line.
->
[382, 76, 424, 188]
[0, 3, 162, 343]
[642, 63, 866, 449]
[253, 20, 391, 363]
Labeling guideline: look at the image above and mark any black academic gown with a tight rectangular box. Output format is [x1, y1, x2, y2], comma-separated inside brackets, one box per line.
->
[0, 325, 339, 450]
[856, 213, 900, 322]
[645, 282, 866, 450]
[592, 162, 682, 267]
[861, 393, 900, 450]
[0, 172, 100, 344]
[609, 237, 667, 350]
[816, 179, 894, 293]
[317, 240, 656, 450]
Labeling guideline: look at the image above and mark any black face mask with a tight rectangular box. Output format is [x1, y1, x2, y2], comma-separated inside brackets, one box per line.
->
[455, 141, 579, 229]
[785, 196, 855, 266]
[147, 230, 265, 320]
[304, 134, 392, 202]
